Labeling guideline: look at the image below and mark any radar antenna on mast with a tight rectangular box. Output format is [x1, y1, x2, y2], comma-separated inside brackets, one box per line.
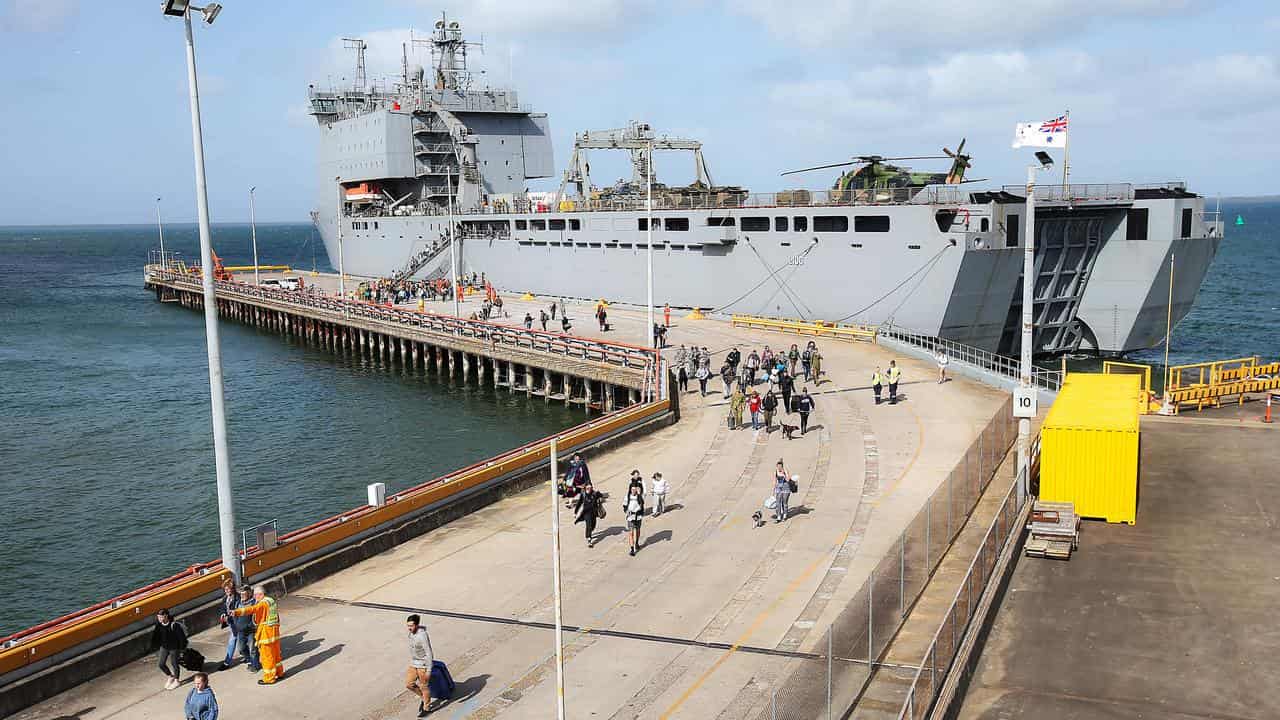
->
[424, 13, 483, 92]
[342, 37, 367, 93]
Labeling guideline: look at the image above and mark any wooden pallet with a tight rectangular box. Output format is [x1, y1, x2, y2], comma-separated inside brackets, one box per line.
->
[1025, 500, 1080, 560]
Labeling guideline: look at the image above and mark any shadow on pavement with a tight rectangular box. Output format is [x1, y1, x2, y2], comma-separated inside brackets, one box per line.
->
[644, 529, 673, 546]
[50, 708, 96, 720]
[288, 642, 345, 676]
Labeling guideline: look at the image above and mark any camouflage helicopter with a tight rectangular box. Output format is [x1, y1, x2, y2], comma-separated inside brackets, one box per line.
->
[782, 139, 975, 191]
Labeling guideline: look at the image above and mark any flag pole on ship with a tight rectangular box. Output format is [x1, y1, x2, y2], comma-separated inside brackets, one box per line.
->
[1061, 109, 1071, 187]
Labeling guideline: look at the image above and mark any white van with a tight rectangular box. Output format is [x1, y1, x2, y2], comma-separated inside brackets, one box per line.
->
[281, 276, 301, 291]
[259, 278, 282, 289]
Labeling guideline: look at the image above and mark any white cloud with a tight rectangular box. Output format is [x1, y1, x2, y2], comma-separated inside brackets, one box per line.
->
[1, 0, 78, 32]
[732, 0, 1188, 52]
[410, 0, 668, 35]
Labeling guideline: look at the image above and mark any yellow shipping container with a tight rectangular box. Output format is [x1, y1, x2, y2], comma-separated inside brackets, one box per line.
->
[1040, 373, 1140, 524]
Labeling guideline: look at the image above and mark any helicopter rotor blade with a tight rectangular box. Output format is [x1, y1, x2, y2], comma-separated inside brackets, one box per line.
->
[875, 155, 949, 161]
[780, 160, 857, 176]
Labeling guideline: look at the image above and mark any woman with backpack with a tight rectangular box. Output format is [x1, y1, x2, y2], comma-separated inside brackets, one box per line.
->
[623, 484, 647, 556]
[150, 608, 189, 690]
[573, 482, 604, 548]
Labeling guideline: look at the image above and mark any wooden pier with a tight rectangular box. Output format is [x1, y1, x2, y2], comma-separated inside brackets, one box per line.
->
[143, 267, 658, 412]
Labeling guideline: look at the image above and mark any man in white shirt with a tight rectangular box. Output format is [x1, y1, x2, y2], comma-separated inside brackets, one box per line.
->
[937, 351, 949, 384]
[406, 614, 434, 717]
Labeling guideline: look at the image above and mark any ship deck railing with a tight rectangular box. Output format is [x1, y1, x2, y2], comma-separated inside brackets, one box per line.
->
[998, 183, 1136, 204]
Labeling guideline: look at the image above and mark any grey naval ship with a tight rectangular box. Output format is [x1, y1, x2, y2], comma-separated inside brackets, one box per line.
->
[309, 17, 1222, 356]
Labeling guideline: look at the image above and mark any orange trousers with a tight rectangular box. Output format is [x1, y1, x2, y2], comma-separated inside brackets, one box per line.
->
[256, 625, 284, 683]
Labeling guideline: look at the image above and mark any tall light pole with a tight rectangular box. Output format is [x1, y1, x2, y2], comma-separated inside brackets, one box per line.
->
[1017, 151, 1053, 505]
[448, 168, 460, 319]
[549, 438, 566, 719]
[646, 141, 655, 348]
[155, 196, 166, 268]
[335, 176, 346, 304]
[162, 0, 237, 582]
[249, 186, 260, 286]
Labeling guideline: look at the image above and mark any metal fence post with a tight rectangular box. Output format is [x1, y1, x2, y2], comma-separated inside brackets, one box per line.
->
[900, 532, 906, 618]
[868, 580, 874, 663]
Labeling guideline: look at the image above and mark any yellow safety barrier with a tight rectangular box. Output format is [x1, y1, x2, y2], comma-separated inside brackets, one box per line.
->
[225, 265, 292, 272]
[1102, 360, 1154, 415]
[730, 314, 877, 342]
[1164, 356, 1280, 414]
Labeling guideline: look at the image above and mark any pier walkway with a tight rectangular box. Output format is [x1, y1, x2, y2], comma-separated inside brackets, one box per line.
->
[19, 274, 1008, 720]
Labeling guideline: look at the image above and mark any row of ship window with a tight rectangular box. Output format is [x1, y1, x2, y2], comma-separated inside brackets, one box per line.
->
[511, 215, 891, 233]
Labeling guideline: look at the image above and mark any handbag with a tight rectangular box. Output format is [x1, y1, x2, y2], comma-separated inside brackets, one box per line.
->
[596, 501, 607, 519]
[788, 478, 799, 493]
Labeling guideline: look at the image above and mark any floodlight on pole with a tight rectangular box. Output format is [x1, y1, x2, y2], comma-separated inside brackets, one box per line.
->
[155, 197, 166, 268]
[1016, 154, 1053, 506]
[164, 0, 238, 583]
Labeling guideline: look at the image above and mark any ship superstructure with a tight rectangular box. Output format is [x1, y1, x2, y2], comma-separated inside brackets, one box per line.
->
[310, 16, 1222, 356]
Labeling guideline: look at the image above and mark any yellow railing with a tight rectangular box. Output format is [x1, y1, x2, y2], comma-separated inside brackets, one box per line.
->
[1163, 356, 1280, 414]
[224, 265, 293, 272]
[1102, 360, 1154, 415]
[730, 314, 878, 342]
[0, 397, 671, 676]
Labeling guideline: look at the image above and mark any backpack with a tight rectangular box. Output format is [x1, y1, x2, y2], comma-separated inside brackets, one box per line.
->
[788, 477, 799, 493]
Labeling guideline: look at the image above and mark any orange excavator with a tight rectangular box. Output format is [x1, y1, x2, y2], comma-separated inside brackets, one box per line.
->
[187, 250, 233, 282]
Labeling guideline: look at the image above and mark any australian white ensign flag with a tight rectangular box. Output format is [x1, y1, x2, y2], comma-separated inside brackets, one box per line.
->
[1012, 115, 1069, 148]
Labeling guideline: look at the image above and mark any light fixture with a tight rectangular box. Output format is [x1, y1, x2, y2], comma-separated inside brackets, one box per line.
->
[1035, 151, 1054, 169]
[200, 3, 222, 24]
[161, 0, 191, 16]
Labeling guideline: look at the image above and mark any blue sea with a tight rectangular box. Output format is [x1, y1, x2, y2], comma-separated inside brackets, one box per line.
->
[0, 205, 1276, 635]
[0, 223, 583, 636]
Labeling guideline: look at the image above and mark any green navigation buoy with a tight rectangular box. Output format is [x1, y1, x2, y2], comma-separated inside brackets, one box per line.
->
[1235, 214, 1245, 226]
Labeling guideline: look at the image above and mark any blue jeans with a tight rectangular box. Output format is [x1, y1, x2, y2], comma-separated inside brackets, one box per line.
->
[225, 627, 258, 668]
[774, 489, 791, 521]
[751, 411, 761, 429]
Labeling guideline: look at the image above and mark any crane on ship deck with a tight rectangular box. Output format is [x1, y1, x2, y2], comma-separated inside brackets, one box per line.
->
[554, 121, 718, 205]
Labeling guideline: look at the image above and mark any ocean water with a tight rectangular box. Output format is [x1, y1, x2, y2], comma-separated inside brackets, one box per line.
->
[0, 223, 584, 636]
[0, 208, 1276, 636]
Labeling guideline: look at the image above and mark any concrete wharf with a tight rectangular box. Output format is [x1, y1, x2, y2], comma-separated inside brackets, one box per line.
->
[953, 410, 1280, 720]
[12, 269, 1013, 719]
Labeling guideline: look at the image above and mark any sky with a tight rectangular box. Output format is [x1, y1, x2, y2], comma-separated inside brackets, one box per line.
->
[1, 0, 1278, 225]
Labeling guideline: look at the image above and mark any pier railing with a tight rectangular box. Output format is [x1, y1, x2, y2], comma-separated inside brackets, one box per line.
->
[878, 324, 1063, 393]
[144, 267, 657, 374]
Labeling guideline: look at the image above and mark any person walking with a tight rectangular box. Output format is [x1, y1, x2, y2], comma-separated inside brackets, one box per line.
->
[936, 350, 949, 383]
[524, 312, 533, 330]
[561, 314, 572, 333]
[627, 469, 646, 498]
[772, 460, 791, 523]
[762, 389, 778, 431]
[729, 385, 746, 429]
[872, 367, 884, 405]
[760, 346, 774, 371]
[650, 472, 669, 516]
[695, 363, 710, 397]
[720, 363, 735, 397]
[624, 484, 646, 556]
[405, 614, 434, 718]
[573, 482, 603, 547]
[150, 608, 188, 690]
[674, 344, 688, 374]
[748, 389, 762, 430]
[788, 344, 801, 377]
[540, 308, 549, 331]
[745, 349, 761, 386]
[780, 370, 795, 415]
[597, 303, 608, 332]
[230, 585, 284, 685]
[800, 345, 813, 382]
[549, 301, 557, 320]
[794, 387, 816, 435]
[887, 360, 902, 404]
[183, 672, 219, 720]
[678, 364, 689, 393]
[810, 343, 824, 385]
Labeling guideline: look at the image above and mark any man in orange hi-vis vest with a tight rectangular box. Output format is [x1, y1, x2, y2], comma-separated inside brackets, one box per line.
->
[231, 585, 284, 685]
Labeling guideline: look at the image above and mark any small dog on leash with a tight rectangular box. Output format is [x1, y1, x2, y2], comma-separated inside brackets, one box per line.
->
[779, 423, 799, 440]
[751, 510, 766, 528]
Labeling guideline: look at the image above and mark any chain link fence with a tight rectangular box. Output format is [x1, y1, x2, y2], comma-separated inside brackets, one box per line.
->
[762, 396, 1016, 719]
